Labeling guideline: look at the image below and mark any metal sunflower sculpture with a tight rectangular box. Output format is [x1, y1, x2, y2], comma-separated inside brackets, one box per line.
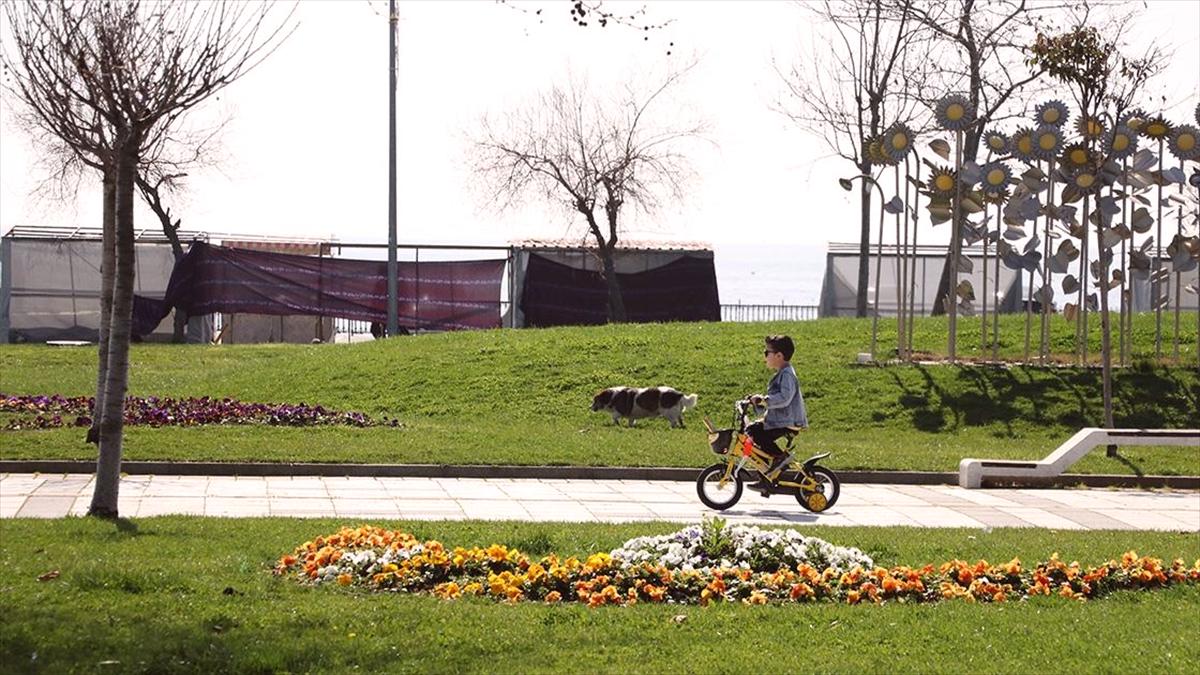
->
[1061, 142, 1091, 169]
[1103, 126, 1139, 160]
[1195, 101, 1199, 126]
[1033, 124, 1064, 161]
[1075, 115, 1106, 140]
[1010, 128, 1037, 163]
[1118, 109, 1148, 134]
[927, 166, 958, 196]
[1034, 99, 1069, 127]
[1141, 115, 1172, 140]
[1167, 124, 1200, 162]
[867, 135, 890, 166]
[1067, 166, 1102, 194]
[980, 161, 1012, 199]
[984, 131, 1009, 155]
[935, 94, 975, 131]
[883, 122, 915, 163]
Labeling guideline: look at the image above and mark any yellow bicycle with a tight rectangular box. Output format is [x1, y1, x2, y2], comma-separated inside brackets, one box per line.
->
[698, 398, 840, 512]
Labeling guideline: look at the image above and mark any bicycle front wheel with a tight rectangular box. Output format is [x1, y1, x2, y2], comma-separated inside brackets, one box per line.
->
[696, 463, 743, 510]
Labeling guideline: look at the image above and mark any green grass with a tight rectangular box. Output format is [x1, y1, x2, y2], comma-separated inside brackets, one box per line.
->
[2, 313, 1197, 474]
[1, 517, 1197, 673]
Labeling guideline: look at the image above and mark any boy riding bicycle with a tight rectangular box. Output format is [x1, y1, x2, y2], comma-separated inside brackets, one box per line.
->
[747, 335, 808, 484]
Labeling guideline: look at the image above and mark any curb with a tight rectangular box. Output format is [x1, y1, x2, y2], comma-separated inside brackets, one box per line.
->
[1, 460, 1196, 489]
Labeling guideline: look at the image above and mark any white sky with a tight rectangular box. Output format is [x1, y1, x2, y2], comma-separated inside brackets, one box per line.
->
[1, 0, 1197, 249]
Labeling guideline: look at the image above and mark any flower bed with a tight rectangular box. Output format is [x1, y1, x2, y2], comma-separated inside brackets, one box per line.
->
[273, 520, 1200, 606]
[0, 393, 393, 430]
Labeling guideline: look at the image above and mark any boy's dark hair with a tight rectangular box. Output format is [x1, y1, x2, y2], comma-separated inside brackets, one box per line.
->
[765, 335, 794, 361]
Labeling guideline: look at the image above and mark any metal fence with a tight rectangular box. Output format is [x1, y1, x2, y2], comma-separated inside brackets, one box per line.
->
[720, 303, 819, 322]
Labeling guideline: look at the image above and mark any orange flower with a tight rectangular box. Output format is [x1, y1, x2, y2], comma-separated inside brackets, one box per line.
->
[545, 591, 562, 603]
[336, 573, 353, 587]
[281, 555, 297, 567]
[790, 583, 813, 601]
[746, 591, 768, 605]
[846, 590, 861, 605]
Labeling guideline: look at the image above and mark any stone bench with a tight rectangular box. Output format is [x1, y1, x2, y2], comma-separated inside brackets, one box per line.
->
[959, 428, 1200, 488]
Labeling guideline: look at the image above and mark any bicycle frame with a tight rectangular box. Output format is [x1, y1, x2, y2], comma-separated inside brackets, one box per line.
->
[703, 399, 823, 491]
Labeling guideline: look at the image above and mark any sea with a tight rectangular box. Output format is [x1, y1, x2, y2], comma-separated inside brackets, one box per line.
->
[711, 242, 826, 307]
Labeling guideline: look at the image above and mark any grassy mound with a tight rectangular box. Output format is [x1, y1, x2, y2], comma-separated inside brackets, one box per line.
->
[2, 314, 1197, 473]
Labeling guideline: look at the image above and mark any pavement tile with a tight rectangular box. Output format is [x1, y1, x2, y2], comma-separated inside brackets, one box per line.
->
[270, 497, 336, 516]
[899, 506, 988, 528]
[1093, 508, 1196, 531]
[843, 486, 930, 507]
[951, 506, 1039, 528]
[438, 482, 509, 500]
[15, 496, 75, 518]
[1041, 507, 1135, 530]
[0, 494, 27, 517]
[206, 479, 269, 498]
[206, 498, 272, 517]
[458, 500, 532, 520]
[947, 490, 1025, 508]
[138, 497, 206, 517]
[995, 507, 1087, 530]
[333, 498, 401, 517]
[891, 485, 977, 506]
[837, 506, 921, 527]
[29, 478, 94, 496]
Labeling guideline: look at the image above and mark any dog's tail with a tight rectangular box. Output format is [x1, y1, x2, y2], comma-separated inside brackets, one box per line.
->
[682, 394, 698, 411]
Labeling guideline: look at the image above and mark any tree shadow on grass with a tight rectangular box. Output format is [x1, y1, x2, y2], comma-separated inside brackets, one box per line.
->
[884, 362, 1197, 436]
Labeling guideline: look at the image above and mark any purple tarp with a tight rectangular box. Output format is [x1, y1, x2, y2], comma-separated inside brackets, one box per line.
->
[135, 242, 506, 335]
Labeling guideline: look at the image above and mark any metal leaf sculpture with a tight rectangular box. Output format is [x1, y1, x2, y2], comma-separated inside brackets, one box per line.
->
[935, 94, 975, 132]
[929, 138, 951, 161]
[1167, 124, 1200, 161]
[1034, 99, 1069, 127]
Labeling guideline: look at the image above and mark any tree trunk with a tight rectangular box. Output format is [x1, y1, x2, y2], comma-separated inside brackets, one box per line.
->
[1097, 226, 1115, 455]
[166, 234, 187, 343]
[856, 161, 873, 318]
[599, 246, 627, 323]
[89, 142, 138, 518]
[87, 166, 117, 445]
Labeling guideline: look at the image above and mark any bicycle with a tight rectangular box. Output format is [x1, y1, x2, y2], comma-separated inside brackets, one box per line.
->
[697, 397, 840, 512]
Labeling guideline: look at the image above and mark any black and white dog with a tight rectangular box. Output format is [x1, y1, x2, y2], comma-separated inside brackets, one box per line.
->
[591, 386, 698, 428]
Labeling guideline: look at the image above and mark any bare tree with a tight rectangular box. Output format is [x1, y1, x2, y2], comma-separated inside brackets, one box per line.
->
[776, 0, 924, 318]
[2, 0, 293, 518]
[473, 65, 705, 322]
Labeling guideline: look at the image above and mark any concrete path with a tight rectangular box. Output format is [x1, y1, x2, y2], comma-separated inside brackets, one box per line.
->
[2, 473, 1198, 531]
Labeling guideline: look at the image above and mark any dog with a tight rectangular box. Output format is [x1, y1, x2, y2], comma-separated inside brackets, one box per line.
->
[591, 386, 698, 428]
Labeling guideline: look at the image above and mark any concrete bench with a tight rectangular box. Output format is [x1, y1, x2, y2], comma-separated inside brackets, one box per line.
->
[959, 428, 1200, 488]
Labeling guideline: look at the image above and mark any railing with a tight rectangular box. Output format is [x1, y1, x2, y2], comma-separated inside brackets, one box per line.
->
[720, 303, 819, 322]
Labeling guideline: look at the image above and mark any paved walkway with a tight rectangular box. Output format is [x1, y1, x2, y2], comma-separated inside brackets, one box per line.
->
[2, 473, 1198, 531]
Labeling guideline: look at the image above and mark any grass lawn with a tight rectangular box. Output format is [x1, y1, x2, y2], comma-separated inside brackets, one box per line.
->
[2, 314, 1197, 474]
[0, 517, 1197, 673]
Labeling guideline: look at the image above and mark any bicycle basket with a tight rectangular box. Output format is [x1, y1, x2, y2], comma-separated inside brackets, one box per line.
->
[708, 428, 734, 455]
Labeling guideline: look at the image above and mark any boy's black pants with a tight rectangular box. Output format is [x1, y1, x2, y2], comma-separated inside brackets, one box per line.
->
[746, 422, 789, 458]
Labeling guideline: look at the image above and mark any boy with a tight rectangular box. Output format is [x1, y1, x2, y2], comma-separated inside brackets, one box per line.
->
[748, 334, 808, 482]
